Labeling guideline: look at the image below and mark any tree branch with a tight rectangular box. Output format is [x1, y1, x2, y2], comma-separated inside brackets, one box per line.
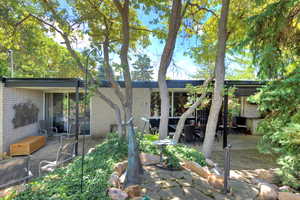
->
[188, 3, 218, 17]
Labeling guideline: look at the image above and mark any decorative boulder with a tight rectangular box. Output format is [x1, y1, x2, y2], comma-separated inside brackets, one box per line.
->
[278, 192, 300, 200]
[108, 188, 128, 200]
[114, 161, 128, 176]
[182, 161, 211, 178]
[108, 172, 121, 188]
[205, 158, 216, 168]
[140, 153, 160, 166]
[258, 183, 278, 200]
[124, 185, 142, 198]
[255, 169, 280, 184]
[207, 174, 224, 189]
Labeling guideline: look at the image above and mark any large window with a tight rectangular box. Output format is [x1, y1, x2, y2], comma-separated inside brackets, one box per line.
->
[150, 91, 192, 117]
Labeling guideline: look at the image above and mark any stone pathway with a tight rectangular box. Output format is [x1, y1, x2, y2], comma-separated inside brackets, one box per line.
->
[141, 166, 259, 200]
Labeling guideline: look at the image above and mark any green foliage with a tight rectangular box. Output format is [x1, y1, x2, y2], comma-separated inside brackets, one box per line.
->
[251, 68, 300, 188]
[14, 133, 205, 199]
[131, 54, 154, 81]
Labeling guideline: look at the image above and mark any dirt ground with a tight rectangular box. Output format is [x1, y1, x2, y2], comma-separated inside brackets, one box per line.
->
[195, 134, 278, 170]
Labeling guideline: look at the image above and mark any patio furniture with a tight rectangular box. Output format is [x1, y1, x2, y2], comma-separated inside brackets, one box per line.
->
[0, 156, 32, 189]
[38, 120, 59, 137]
[10, 136, 46, 156]
[39, 142, 76, 176]
[183, 125, 195, 143]
[152, 139, 177, 167]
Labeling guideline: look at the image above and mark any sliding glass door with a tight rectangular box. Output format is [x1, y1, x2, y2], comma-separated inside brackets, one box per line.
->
[44, 92, 90, 135]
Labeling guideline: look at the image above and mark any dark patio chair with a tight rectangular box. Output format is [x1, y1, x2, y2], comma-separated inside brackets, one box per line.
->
[39, 142, 76, 176]
[38, 120, 59, 137]
[183, 125, 195, 143]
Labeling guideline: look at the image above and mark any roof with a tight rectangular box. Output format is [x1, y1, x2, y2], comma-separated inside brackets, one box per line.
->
[1, 77, 265, 96]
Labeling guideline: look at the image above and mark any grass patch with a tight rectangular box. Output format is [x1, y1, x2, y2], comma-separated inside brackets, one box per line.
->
[12, 133, 205, 200]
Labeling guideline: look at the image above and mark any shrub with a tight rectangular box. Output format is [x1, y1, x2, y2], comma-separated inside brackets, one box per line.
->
[249, 68, 300, 189]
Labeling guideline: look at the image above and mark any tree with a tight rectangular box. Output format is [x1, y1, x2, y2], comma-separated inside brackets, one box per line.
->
[202, 0, 230, 158]
[131, 54, 154, 81]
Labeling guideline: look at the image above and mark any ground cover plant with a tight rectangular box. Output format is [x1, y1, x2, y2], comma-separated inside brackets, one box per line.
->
[12, 133, 206, 200]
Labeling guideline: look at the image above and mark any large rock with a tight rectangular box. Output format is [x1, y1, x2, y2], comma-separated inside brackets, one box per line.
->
[108, 172, 120, 188]
[205, 158, 217, 168]
[124, 185, 142, 198]
[140, 153, 160, 166]
[182, 160, 211, 178]
[278, 192, 300, 200]
[114, 161, 128, 176]
[207, 174, 224, 189]
[258, 183, 278, 200]
[108, 188, 128, 200]
[230, 180, 259, 200]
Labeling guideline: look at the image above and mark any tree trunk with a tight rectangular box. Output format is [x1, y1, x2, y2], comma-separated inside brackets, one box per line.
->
[158, 0, 183, 139]
[202, 0, 230, 158]
[173, 77, 213, 143]
[113, 0, 143, 186]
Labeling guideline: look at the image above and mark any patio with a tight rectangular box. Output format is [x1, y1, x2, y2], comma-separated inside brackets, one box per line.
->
[27, 136, 103, 178]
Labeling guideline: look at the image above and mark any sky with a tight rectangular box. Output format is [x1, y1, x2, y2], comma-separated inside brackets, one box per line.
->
[52, 0, 201, 80]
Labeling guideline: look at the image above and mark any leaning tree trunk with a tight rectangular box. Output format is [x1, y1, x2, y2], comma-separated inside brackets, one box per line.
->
[158, 0, 183, 139]
[202, 0, 230, 158]
[173, 77, 213, 143]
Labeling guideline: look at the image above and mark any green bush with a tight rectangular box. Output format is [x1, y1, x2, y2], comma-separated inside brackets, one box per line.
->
[13, 133, 206, 199]
[249, 68, 300, 189]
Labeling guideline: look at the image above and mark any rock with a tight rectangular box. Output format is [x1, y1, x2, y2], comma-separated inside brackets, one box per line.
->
[207, 174, 224, 189]
[278, 192, 300, 200]
[182, 160, 211, 178]
[255, 169, 280, 184]
[229, 180, 259, 200]
[114, 161, 128, 176]
[211, 166, 223, 176]
[108, 188, 128, 200]
[278, 185, 293, 192]
[182, 187, 214, 200]
[258, 183, 278, 200]
[205, 158, 216, 168]
[119, 170, 126, 184]
[108, 172, 120, 188]
[140, 153, 160, 165]
[0, 184, 26, 198]
[124, 185, 142, 198]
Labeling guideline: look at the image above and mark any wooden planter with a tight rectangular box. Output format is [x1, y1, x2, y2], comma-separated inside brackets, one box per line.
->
[10, 136, 46, 156]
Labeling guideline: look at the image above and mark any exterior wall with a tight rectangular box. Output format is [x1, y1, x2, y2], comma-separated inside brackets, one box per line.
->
[2, 88, 44, 154]
[0, 83, 3, 154]
[240, 97, 261, 118]
[246, 118, 262, 135]
[90, 88, 151, 137]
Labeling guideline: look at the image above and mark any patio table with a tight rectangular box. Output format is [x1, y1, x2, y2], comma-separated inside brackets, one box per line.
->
[152, 139, 177, 167]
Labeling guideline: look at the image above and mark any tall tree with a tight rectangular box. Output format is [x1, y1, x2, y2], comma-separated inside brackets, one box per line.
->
[202, 0, 230, 158]
[158, 0, 185, 139]
[131, 54, 154, 81]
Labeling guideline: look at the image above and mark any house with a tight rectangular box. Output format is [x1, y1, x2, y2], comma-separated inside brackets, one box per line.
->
[0, 77, 264, 154]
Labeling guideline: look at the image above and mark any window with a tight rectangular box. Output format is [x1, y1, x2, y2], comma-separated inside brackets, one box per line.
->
[150, 92, 172, 117]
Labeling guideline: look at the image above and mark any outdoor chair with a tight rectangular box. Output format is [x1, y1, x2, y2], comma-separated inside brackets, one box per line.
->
[0, 156, 32, 189]
[141, 117, 158, 135]
[39, 142, 76, 176]
[38, 120, 60, 138]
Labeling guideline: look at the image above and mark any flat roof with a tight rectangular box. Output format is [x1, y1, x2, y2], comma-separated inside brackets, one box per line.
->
[1, 77, 265, 92]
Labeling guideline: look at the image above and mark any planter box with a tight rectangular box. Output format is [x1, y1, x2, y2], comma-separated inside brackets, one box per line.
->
[10, 136, 46, 156]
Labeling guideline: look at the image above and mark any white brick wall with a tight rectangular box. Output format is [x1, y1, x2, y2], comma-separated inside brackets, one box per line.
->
[90, 88, 151, 137]
[2, 87, 44, 154]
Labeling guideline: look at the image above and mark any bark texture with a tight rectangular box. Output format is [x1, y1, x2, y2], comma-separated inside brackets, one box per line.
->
[202, 0, 230, 158]
[158, 0, 183, 139]
[173, 77, 213, 143]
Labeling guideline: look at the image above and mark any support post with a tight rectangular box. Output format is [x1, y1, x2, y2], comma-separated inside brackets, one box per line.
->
[223, 88, 228, 149]
[75, 80, 79, 156]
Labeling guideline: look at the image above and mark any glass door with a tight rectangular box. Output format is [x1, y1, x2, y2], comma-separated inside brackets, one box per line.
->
[44, 92, 90, 135]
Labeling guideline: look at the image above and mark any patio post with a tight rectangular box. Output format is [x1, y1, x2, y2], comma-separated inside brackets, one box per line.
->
[223, 87, 228, 149]
[75, 80, 80, 155]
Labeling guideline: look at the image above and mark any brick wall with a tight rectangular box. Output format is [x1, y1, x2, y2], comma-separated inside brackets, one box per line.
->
[1, 87, 44, 154]
[90, 88, 151, 137]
